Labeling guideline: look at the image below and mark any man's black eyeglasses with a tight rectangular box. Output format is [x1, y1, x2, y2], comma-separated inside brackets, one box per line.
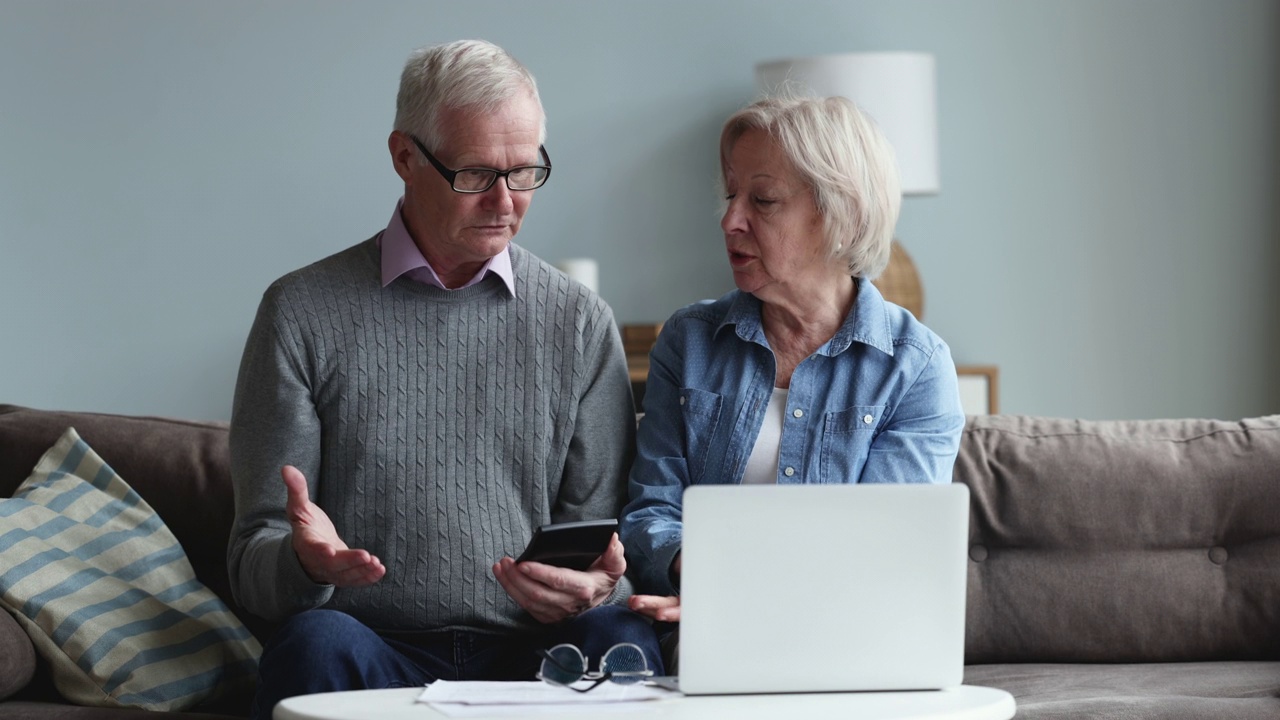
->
[411, 135, 551, 193]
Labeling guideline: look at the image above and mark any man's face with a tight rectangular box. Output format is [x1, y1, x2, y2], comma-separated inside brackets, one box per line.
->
[392, 92, 544, 277]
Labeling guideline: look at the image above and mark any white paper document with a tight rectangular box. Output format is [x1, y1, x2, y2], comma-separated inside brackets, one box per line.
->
[417, 680, 679, 715]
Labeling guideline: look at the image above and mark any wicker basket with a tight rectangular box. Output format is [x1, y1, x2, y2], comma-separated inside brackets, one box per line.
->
[871, 240, 924, 319]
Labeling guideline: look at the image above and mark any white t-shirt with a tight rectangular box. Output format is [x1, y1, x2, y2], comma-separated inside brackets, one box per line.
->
[741, 387, 789, 484]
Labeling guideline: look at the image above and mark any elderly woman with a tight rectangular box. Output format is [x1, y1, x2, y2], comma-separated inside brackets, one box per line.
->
[619, 96, 966, 622]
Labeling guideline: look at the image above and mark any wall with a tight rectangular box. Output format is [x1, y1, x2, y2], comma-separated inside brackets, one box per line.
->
[2, 0, 1277, 421]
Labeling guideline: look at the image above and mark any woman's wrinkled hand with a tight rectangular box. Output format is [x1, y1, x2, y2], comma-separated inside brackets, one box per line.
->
[629, 594, 681, 622]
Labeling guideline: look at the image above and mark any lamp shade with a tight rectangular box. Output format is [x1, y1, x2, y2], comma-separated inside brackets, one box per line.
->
[755, 52, 939, 195]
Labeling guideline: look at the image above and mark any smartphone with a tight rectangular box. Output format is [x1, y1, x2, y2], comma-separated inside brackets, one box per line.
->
[515, 518, 618, 571]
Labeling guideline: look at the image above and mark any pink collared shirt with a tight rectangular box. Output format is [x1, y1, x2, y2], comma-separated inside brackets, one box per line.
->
[377, 197, 515, 296]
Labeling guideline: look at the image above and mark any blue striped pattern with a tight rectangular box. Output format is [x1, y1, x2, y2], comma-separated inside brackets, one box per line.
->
[0, 428, 261, 711]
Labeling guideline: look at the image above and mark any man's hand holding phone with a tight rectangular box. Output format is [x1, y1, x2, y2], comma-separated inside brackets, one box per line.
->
[492, 520, 625, 624]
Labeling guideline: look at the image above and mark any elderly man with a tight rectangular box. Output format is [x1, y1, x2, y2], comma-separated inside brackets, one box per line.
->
[228, 40, 659, 719]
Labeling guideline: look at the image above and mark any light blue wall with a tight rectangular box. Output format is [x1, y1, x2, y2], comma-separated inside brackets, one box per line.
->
[2, 0, 1277, 421]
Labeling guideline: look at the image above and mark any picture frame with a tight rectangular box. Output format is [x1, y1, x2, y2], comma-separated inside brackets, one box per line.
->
[956, 365, 999, 415]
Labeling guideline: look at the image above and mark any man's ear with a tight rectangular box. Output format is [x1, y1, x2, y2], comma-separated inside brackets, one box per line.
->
[389, 131, 416, 183]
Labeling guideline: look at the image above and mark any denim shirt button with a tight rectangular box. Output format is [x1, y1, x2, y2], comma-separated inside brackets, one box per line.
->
[863, 414, 874, 424]
[783, 467, 795, 477]
[679, 396, 686, 406]
[792, 408, 804, 418]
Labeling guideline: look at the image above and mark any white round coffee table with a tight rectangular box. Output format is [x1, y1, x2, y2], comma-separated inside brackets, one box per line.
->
[276, 684, 1015, 720]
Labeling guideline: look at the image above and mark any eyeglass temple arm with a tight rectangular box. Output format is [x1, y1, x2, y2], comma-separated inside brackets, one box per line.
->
[536, 648, 569, 670]
[564, 676, 610, 693]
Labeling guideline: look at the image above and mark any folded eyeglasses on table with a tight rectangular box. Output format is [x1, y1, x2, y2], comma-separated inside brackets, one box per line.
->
[536, 642, 654, 692]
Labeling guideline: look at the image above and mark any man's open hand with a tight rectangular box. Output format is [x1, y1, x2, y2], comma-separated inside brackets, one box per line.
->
[282, 465, 385, 587]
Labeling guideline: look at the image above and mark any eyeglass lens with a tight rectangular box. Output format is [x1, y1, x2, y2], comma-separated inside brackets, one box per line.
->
[539, 644, 587, 686]
[599, 643, 648, 685]
[454, 166, 548, 192]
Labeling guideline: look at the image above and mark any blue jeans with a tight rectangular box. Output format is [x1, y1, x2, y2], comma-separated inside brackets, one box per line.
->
[251, 606, 663, 720]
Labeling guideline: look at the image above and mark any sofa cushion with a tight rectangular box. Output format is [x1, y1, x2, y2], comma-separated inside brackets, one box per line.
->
[0, 428, 260, 711]
[957, 415, 1280, 664]
[0, 606, 36, 701]
[965, 661, 1280, 719]
[0, 405, 278, 644]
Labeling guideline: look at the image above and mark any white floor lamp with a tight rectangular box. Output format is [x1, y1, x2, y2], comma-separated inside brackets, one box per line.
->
[755, 52, 939, 320]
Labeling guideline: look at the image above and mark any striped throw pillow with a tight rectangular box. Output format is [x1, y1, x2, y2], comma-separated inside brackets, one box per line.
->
[0, 427, 260, 711]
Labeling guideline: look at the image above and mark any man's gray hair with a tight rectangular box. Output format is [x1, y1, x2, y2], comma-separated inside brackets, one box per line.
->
[394, 39, 546, 153]
[719, 95, 901, 279]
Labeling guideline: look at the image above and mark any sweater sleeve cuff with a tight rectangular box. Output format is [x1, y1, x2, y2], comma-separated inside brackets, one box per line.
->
[276, 535, 336, 612]
[603, 574, 634, 607]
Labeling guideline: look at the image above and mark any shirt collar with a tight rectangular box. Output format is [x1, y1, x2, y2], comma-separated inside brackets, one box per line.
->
[378, 196, 516, 297]
[833, 277, 894, 356]
[716, 277, 895, 357]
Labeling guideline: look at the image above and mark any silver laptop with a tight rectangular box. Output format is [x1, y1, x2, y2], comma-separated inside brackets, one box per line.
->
[672, 483, 969, 695]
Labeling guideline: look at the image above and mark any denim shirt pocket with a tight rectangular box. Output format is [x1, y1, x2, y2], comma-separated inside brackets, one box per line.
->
[678, 387, 724, 484]
[820, 405, 889, 481]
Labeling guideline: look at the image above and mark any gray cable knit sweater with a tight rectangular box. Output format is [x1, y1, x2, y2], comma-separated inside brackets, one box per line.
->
[227, 238, 636, 634]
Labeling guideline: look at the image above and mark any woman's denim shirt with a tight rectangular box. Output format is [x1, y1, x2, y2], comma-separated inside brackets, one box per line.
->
[619, 278, 966, 596]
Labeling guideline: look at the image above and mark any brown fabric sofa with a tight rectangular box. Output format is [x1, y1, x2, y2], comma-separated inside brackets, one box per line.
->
[959, 414, 1280, 718]
[2, 404, 1278, 719]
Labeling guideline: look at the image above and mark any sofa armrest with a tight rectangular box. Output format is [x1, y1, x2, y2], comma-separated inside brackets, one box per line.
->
[0, 609, 35, 700]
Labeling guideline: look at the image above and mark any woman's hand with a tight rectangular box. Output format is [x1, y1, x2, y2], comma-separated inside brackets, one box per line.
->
[629, 594, 681, 622]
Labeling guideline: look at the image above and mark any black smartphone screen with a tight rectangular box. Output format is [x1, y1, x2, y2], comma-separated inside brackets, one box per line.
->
[515, 519, 618, 571]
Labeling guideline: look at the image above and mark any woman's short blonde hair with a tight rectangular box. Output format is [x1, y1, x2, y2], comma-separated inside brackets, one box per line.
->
[719, 96, 901, 278]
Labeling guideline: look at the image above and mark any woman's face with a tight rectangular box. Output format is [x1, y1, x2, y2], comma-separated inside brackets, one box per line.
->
[721, 129, 833, 303]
